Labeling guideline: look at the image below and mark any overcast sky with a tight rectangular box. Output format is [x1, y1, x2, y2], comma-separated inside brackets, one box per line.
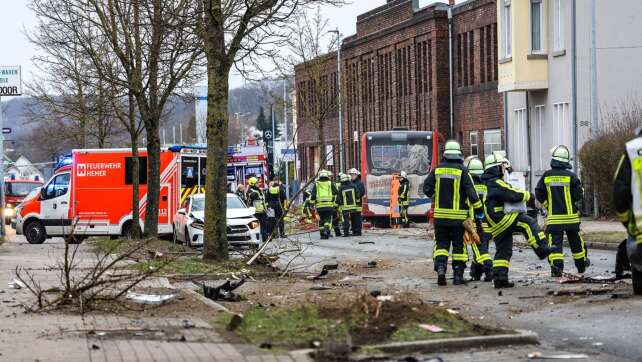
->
[1, 0, 460, 91]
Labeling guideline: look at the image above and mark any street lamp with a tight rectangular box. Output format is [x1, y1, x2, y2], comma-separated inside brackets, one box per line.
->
[328, 28, 344, 173]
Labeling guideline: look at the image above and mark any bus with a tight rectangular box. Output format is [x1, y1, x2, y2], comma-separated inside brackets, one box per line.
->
[360, 130, 439, 222]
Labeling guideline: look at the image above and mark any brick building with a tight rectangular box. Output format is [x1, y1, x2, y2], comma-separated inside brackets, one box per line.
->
[296, 0, 503, 181]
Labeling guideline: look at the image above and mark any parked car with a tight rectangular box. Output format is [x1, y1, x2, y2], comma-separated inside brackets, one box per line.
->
[172, 193, 261, 248]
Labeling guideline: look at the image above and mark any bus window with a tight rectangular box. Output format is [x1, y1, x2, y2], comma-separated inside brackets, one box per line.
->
[369, 143, 431, 176]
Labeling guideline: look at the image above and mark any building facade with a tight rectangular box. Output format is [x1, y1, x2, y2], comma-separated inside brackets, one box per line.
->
[498, 0, 642, 189]
[296, 0, 503, 181]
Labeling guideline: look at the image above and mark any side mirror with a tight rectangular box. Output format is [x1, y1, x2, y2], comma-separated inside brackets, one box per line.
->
[177, 208, 186, 216]
[38, 187, 46, 200]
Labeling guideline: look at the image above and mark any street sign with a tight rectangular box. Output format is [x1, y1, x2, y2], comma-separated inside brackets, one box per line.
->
[2, 128, 10, 134]
[0, 66, 22, 96]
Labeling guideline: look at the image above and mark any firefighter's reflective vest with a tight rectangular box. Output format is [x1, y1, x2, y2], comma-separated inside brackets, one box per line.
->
[434, 168, 479, 220]
[469, 182, 488, 220]
[248, 188, 266, 214]
[340, 184, 359, 212]
[626, 137, 642, 237]
[541, 175, 580, 225]
[315, 180, 335, 209]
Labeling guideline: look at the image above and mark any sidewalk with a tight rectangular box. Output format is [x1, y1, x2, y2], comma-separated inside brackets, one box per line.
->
[0, 234, 310, 362]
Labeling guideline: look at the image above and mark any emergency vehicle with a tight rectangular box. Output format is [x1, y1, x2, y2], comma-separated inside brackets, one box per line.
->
[4, 177, 44, 225]
[15, 147, 211, 244]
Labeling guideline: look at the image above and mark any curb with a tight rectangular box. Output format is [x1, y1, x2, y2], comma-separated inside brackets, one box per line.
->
[183, 288, 231, 313]
[290, 330, 539, 358]
[367, 329, 539, 354]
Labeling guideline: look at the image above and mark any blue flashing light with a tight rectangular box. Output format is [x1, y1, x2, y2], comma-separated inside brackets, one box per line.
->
[54, 154, 73, 170]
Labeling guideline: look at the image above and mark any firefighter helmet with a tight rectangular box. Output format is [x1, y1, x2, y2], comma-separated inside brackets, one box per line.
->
[248, 177, 258, 186]
[318, 170, 331, 179]
[484, 152, 506, 170]
[443, 140, 463, 160]
[340, 173, 350, 182]
[399, 171, 407, 179]
[464, 157, 484, 176]
[348, 168, 360, 176]
[551, 145, 571, 163]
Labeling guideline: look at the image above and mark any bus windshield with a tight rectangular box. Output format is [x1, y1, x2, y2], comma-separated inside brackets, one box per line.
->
[368, 142, 431, 176]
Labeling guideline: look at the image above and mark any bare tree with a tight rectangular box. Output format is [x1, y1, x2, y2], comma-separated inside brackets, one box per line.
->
[30, 0, 205, 237]
[198, 0, 345, 261]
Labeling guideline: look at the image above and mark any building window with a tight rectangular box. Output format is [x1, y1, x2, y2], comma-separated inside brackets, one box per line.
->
[484, 129, 502, 157]
[553, 102, 570, 148]
[511, 108, 528, 169]
[531, 0, 544, 53]
[470, 131, 479, 156]
[533, 105, 545, 171]
[502, 0, 512, 58]
[553, 0, 564, 51]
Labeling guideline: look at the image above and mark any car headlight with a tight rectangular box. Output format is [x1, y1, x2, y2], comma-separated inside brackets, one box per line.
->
[6, 203, 13, 209]
[249, 220, 260, 230]
[191, 219, 204, 230]
[4, 208, 15, 217]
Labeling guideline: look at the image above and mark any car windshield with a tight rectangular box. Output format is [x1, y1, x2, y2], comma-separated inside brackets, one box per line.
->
[5, 182, 41, 197]
[190, 196, 246, 212]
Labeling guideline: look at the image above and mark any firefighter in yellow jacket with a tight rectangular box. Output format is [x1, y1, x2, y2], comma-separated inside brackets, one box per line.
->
[311, 170, 338, 240]
[423, 140, 485, 286]
[613, 126, 642, 294]
[535, 145, 589, 277]
[464, 156, 493, 282]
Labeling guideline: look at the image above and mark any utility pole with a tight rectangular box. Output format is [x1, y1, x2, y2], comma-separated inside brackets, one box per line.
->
[271, 104, 276, 179]
[0, 96, 5, 238]
[283, 78, 289, 198]
[329, 29, 344, 173]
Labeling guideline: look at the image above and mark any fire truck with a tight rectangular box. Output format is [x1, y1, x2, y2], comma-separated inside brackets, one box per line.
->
[15, 147, 211, 244]
[4, 177, 44, 225]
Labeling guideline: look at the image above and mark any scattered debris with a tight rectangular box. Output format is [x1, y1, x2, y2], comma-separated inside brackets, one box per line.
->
[397, 357, 444, 362]
[527, 352, 589, 359]
[8, 279, 26, 290]
[126, 292, 176, 305]
[309, 264, 339, 280]
[227, 313, 244, 331]
[259, 342, 272, 349]
[182, 320, 196, 329]
[370, 290, 382, 298]
[90, 344, 101, 350]
[202, 279, 246, 302]
[446, 309, 459, 315]
[548, 287, 615, 297]
[376, 295, 394, 302]
[310, 285, 333, 291]
[358, 241, 375, 245]
[592, 342, 604, 346]
[418, 324, 444, 333]
[366, 261, 378, 268]
[559, 273, 620, 284]
[497, 291, 503, 297]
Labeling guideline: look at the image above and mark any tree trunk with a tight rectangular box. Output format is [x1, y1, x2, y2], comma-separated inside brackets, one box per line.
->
[129, 93, 141, 239]
[203, 65, 230, 260]
[143, 120, 161, 237]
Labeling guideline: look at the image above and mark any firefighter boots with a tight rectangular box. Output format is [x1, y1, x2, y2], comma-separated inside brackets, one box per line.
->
[483, 263, 493, 282]
[494, 279, 515, 289]
[470, 263, 483, 281]
[550, 264, 563, 278]
[534, 244, 552, 260]
[453, 267, 466, 285]
[436, 265, 447, 286]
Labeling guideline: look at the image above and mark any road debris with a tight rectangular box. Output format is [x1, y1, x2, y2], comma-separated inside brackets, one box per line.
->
[527, 352, 589, 359]
[366, 261, 378, 268]
[202, 278, 246, 302]
[418, 324, 444, 333]
[310, 285, 333, 291]
[558, 273, 620, 284]
[446, 309, 459, 315]
[358, 241, 375, 245]
[8, 279, 26, 289]
[548, 287, 615, 297]
[376, 295, 394, 302]
[370, 290, 382, 298]
[126, 292, 176, 305]
[309, 264, 339, 280]
[226, 313, 244, 331]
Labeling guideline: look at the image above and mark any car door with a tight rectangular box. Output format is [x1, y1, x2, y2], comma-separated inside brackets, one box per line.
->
[40, 172, 71, 236]
[175, 197, 190, 242]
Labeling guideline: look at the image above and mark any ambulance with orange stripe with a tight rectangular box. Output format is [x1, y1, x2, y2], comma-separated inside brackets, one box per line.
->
[14, 147, 211, 244]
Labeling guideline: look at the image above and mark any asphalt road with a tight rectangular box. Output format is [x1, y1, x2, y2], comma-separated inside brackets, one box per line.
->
[276, 227, 642, 362]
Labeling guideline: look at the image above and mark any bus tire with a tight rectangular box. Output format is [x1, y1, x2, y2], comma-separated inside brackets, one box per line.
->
[25, 221, 46, 244]
[633, 268, 642, 295]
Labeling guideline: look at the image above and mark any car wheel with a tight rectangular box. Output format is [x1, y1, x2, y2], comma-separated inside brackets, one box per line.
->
[25, 221, 46, 244]
[185, 227, 192, 247]
[172, 226, 179, 244]
[633, 268, 642, 295]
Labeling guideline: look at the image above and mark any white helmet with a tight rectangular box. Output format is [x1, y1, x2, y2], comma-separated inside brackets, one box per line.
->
[348, 168, 360, 176]
[399, 171, 407, 179]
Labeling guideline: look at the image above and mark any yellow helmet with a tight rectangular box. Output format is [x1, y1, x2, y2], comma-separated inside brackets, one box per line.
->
[443, 140, 463, 160]
[464, 156, 484, 176]
[248, 177, 258, 186]
[484, 152, 506, 170]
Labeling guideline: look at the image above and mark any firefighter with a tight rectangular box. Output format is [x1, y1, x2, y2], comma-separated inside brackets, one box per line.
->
[311, 170, 338, 239]
[302, 186, 313, 221]
[348, 168, 365, 236]
[464, 156, 493, 282]
[398, 171, 411, 228]
[246, 177, 269, 242]
[333, 173, 346, 237]
[423, 140, 484, 286]
[535, 145, 589, 277]
[236, 184, 247, 204]
[613, 126, 642, 294]
[338, 173, 360, 236]
[482, 152, 551, 288]
[267, 179, 287, 238]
